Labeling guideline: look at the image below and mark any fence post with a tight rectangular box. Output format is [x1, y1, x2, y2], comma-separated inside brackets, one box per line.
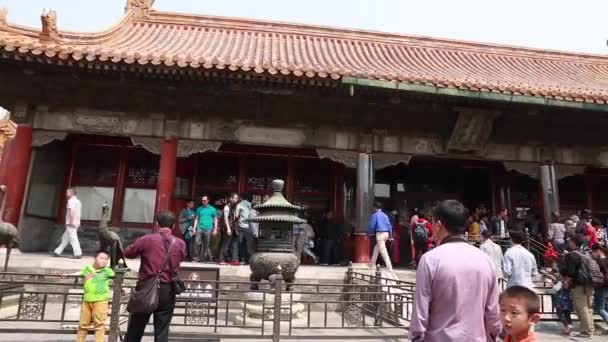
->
[272, 272, 283, 342]
[108, 267, 126, 342]
[347, 262, 353, 284]
[374, 265, 382, 326]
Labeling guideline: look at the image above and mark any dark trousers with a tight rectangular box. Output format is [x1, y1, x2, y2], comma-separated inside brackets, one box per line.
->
[414, 241, 428, 266]
[556, 308, 572, 326]
[195, 229, 212, 261]
[238, 227, 256, 262]
[184, 237, 192, 259]
[125, 283, 176, 342]
[220, 233, 239, 262]
[322, 239, 340, 265]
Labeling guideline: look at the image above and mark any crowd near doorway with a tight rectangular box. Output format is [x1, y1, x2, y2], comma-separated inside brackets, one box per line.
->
[373, 158, 494, 267]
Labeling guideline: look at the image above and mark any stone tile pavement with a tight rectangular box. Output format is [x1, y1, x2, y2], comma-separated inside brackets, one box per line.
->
[0, 248, 417, 282]
[1, 248, 606, 341]
[0, 331, 602, 341]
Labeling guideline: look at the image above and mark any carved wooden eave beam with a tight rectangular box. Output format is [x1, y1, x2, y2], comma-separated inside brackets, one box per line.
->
[343, 77, 608, 113]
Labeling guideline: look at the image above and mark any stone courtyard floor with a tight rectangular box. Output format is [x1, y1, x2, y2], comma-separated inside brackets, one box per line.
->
[0, 331, 602, 341]
[1, 248, 607, 341]
[0, 248, 417, 282]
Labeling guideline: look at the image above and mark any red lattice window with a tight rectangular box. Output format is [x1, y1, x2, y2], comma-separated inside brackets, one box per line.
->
[559, 175, 586, 211]
[125, 148, 159, 188]
[593, 176, 608, 211]
[72, 145, 119, 186]
[196, 153, 238, 192]
[295, 159, 332, 193]
[509, 173, 539, 209]
[247, 157, 287, 193]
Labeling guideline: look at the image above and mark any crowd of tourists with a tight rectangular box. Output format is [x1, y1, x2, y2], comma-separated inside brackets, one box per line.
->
[49, 187, 608, 341]
[177, 193, 352, 266]
[401, 200, 608, 341]
[177, 192, 258, 265]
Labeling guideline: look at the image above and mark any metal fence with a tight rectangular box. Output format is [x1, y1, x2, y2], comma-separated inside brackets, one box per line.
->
[1, 264, 602, 340]
[0, 267, 410, 341]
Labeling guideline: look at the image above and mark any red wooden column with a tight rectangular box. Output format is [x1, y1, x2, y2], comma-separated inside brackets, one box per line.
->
[0, 125, 32, 226]
[332, 163, 350, 260]
[332, 163, 345, 219]
[155, 138, 177, 213]
[489, 164, 502, 213]
[353, 153, 373, 263]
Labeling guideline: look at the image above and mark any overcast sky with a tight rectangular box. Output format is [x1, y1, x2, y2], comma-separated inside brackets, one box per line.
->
[0, 0, 605, 54]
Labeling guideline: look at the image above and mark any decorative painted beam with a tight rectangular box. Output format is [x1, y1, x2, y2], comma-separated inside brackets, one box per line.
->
[342, 76, 608, 112]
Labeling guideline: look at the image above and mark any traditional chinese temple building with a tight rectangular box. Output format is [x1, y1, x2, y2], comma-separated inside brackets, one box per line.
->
[1, 1, 608, 261]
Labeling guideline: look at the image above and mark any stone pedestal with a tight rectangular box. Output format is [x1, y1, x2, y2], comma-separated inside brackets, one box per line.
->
[241, 291, 305, 320]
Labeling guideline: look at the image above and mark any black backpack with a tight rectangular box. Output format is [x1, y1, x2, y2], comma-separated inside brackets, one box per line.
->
[575, 251, 605, 287]
[413, 222, 429, 243]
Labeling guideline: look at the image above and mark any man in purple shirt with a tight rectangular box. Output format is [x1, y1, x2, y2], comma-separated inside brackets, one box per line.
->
[410, 200, 501, 341]
[124, 210, 186, 342]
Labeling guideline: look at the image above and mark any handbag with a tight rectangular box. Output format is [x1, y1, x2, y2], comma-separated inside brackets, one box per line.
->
[126, 238, 175, 314]
[168, 246, 186, 295]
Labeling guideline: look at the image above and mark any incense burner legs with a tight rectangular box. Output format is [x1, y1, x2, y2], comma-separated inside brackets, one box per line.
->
[249, 252, 300, 291]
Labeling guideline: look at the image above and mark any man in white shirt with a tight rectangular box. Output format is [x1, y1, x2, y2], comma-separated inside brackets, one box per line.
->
[503, 230, 538, 290]
[479, 230, 504, 279]
[53, 188, 83, 258]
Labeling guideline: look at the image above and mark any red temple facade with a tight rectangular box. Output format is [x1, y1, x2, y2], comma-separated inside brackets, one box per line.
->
[2, 1, 608, 262]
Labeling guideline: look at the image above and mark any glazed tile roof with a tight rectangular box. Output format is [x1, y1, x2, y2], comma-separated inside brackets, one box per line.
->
[1, 6, 608, 104]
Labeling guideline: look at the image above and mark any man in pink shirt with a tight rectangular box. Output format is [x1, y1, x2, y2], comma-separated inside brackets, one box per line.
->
[410, 200, 501, 341]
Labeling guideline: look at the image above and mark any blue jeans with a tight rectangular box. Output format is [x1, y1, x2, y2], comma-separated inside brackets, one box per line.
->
[594, 286, 608, 323]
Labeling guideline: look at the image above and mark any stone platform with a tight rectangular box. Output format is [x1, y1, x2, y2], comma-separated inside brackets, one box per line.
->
[0, 248, 416, 283]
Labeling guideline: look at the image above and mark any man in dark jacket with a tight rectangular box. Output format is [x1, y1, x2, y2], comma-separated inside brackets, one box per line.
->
[320, 210, 344, 265]
[490, 208, 512, 239]
[562, 235, 595, 337]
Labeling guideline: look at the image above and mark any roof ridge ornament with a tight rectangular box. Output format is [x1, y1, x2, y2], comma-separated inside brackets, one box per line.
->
[39, 9, 58, 41]
[125, 0, 154, 18]
[0, 7, 7, 27]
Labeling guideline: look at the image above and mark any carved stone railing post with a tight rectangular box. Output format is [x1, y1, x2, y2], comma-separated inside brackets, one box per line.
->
[374, 265, 383, 326]
[108, 267, 126, 342]
[272, 272, 284, 342]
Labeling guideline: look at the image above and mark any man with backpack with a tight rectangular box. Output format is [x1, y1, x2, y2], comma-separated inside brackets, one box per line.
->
[563, 234, 605, 337]
[591, 245, 608, 324]
[411, 212, 433, 268]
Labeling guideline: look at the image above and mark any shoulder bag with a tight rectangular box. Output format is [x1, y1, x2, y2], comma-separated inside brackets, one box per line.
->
[168, 241, 186, 295]
[126, 238, 175, 314]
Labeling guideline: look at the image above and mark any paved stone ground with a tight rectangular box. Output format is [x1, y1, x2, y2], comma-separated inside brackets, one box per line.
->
[0, 331, 603, 341]
[0, 248, 417, 282]
[1, 249, 607, 341]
